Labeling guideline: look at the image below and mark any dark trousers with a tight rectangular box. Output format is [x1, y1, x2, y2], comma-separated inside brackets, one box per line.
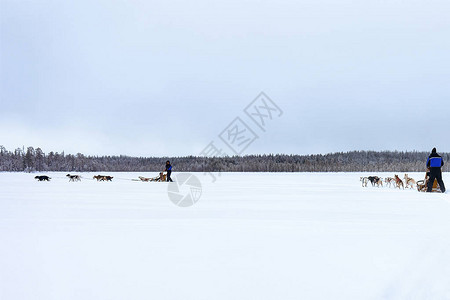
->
[427, 168, 446, 193]
[167, 170, 173, 182]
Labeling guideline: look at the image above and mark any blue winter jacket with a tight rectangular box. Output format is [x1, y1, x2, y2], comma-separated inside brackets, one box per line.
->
[427, 155, 444, 168]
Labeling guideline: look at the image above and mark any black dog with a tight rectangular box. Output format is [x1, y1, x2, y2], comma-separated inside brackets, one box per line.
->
[35, 175, 51, 181]
[367, 176, 380, 187]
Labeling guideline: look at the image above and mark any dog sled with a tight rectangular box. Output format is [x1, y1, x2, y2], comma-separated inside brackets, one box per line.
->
[416, 170, 442, 193]
[138, 172, 167, 182]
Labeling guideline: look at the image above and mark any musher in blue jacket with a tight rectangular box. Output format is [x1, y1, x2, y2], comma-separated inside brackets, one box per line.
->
[165, 161, 173, 182]
[426, 148, 446, 193]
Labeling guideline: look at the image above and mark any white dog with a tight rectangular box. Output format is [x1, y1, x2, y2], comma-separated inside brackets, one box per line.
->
[360, 177, 369, 187]
[404, 174, 416, 189]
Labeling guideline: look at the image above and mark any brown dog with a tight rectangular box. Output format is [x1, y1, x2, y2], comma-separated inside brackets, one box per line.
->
[159, 172, 167, 182]
[394, 175, 404, 189]
[93, 175, 103, 181]
[93, 175, 113, 181]
[375, 177, 383, 187]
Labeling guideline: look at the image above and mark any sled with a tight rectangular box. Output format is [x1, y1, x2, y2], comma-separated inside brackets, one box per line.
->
[138, 172, 167, 182]
[417, 172, 441, 193]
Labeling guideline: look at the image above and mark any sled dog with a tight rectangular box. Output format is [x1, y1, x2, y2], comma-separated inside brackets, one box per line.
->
[93, 175, 113, 181]
[384, 177, 395, 188]
[66, 174, 81, 182]
[394, 175, 404, 189]
[35, 175, 51, 181]
[403, 174, 416, 189]
[360, 177, 369, 187]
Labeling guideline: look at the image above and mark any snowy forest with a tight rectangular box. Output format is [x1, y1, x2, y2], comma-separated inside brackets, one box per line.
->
[0, 146, 448, 173]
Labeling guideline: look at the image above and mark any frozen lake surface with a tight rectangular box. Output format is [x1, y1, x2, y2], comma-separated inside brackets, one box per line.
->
[1, 172, 449, 300]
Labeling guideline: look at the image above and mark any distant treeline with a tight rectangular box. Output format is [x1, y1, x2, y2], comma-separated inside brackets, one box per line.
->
[0, 146, 448, 173]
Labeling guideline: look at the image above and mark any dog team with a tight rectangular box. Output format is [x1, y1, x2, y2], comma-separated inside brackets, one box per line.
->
[360, 174, 416, 189]
[360, 148, 446, 193]
[35, 174, 112, 182]
[34, 161, 174, 183]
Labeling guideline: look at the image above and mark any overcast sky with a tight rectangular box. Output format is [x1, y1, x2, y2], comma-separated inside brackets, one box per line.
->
[1, 0, 449, 157]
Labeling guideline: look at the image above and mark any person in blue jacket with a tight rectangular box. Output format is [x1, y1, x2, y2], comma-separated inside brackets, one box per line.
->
[165, 160, 173, 182]
[426, 148, 446, 193]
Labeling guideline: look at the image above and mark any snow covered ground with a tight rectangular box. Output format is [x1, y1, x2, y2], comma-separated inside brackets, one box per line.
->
[1, 172, 449, 300]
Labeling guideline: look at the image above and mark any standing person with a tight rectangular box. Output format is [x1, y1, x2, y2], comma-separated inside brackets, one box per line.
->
[426, 148, 446, 193]
[165, 160, 173, 182]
